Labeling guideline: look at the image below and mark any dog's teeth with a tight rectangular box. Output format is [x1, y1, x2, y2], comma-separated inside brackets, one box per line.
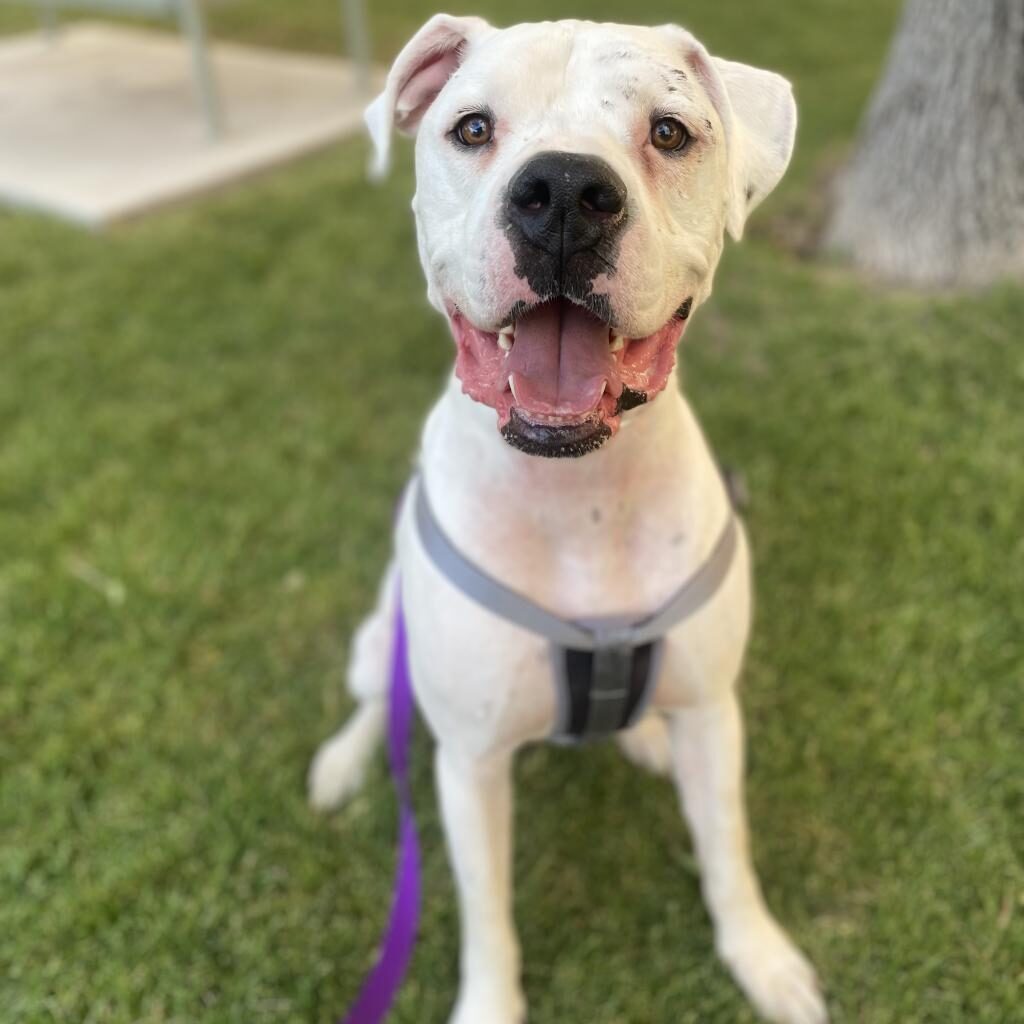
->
[497, 328, 513, 352]
[509, 374, 520, 402]
[609, 334, 625, 353]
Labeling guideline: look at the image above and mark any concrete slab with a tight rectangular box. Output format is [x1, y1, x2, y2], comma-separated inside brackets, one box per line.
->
[0, 23, 380, 225]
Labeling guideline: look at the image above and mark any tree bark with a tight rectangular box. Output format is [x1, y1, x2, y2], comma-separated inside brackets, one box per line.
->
[825, 0, 1024, 288]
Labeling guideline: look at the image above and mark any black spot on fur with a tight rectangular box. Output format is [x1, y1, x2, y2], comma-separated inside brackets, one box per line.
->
[675, 297, 693, 320]
[503, 243, 620, 318]
[616, 387, 648, 413]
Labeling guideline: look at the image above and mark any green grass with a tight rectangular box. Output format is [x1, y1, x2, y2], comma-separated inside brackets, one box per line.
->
[1, 2, 1022, 1022]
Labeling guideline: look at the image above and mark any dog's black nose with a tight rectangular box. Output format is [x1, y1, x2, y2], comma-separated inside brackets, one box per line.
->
[506, 152, 627, 256]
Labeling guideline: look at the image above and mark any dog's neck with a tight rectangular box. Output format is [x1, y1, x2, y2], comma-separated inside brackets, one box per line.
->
[416, 367, 726, 616]
[424, 365, 717, 529]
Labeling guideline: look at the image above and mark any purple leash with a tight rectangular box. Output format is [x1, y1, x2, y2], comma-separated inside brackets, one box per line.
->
[340, 597, 420, 1024]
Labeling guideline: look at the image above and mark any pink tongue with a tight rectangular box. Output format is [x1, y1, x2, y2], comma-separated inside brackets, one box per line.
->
[505, 301, 620, 415]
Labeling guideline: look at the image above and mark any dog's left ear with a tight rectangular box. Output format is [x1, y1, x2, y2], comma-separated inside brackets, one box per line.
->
[708, 55, 797, 238]
[365, 13, 492, 179]
[667, 29, 796, 239]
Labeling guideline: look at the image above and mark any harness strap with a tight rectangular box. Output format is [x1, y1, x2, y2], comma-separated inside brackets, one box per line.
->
[415, 480, 593, 647]
[414, 478, 739, 651]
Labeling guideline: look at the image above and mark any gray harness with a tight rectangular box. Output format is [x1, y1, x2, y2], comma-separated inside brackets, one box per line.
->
[414, 479, 739, 743]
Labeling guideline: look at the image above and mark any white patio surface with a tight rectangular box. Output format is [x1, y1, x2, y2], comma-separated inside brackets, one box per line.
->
[0, 22, 380, 225]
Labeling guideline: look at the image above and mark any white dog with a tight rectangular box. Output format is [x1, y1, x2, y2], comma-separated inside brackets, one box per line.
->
[310, 15, 827, 1024]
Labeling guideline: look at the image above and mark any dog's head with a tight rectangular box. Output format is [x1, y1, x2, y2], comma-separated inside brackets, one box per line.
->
[367, 17, 796, 457]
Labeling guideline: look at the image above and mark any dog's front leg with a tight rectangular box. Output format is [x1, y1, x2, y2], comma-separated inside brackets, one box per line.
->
[669, 694, 828, 1024]
[436, 744, 525, 1024]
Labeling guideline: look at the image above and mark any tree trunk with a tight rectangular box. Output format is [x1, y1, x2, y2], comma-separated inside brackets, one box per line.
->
[825, 0, 1024, 288]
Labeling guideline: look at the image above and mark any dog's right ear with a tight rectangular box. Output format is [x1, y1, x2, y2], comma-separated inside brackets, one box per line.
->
[365, 14, 492, 179]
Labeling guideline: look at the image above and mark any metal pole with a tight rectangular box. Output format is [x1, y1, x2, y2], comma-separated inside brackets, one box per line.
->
[37, 0, 59, 41]
[177, 0, 224, 140]
[341, 0, 371, 96]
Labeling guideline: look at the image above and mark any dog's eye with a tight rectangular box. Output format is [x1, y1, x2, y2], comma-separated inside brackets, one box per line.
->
[454, 113, 494, 148]
[651, 117, 690, 153]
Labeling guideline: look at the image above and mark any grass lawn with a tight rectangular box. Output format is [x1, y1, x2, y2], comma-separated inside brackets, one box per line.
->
[2, 1, 1022, 1022]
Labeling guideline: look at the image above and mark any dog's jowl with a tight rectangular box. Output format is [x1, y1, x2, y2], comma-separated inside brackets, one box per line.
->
[311, 16, 827, 1024]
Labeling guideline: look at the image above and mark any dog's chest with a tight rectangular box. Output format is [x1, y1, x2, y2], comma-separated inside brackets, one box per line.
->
[399, 485, 726, 747]
[484, 496, 699, 619]
[398, 389, 744, 749]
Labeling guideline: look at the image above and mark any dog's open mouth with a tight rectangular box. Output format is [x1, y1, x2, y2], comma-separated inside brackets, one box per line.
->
[450, 297, 690, 457]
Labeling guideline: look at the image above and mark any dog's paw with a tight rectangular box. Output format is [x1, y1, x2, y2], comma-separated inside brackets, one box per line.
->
[717, 916, 828, 1024]
[616, 712, 672, 776]
[448, 985, 526, 1024]
[307, 703, 384, 812]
